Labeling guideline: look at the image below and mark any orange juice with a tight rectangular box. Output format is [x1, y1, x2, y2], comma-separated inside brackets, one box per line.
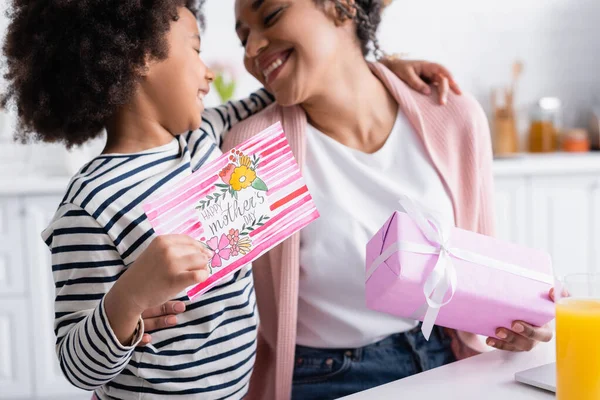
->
[556, 298, 600, 399]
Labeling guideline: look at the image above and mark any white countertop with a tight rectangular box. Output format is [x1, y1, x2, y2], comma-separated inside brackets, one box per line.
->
[493, 152, 600, 176]
[340, 340, 555, 400]
[2, 153, 600, 195]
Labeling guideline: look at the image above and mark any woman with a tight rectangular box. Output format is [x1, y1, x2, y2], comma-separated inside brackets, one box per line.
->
[223, 1, 554, 399]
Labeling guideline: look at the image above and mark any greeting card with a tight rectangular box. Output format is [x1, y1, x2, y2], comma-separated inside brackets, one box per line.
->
[143, 122, 319, 299]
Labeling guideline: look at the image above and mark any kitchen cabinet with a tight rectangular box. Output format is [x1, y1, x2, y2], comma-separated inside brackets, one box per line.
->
[0, 178, 87, 400]
[493, 177, 528, 246]
[25, 196, 89, 398]
[529, 176, 598, 278]
[493, 153, 600, 278]
[0, 299, 31, 399]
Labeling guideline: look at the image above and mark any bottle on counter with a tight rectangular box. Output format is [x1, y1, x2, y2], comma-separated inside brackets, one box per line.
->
[562, 129, 590, 152]
[528, 97, 561, 153]
[589, 106, 600, 150]
[492, 61, 522, 156]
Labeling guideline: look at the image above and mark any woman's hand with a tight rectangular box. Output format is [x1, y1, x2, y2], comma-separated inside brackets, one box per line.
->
[487, 322, 553, 352]
[380, 55, 462, 105]
[486, 288, 555, 352]
[137, 300, 188, 346]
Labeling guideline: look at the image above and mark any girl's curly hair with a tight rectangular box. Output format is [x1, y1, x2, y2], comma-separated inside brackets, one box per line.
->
[1, 0, 205, 148]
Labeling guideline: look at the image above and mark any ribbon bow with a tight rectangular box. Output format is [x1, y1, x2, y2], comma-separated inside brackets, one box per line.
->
[366, 195, 553, 341]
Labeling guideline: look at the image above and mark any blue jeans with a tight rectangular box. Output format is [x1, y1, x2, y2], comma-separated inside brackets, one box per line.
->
[291, 325, 456, 400]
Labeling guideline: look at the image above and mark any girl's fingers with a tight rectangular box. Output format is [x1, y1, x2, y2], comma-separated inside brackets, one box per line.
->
[141, 301, 186, 319]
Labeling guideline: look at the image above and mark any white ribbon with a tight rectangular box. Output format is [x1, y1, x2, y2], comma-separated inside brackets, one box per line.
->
[366, 195, 553, 341]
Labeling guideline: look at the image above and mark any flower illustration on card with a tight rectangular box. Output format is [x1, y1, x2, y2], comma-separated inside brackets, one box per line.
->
[237, 236, 252, 255]
[198, 150, 268, 209]
[230, 166, 256, 191]
[205, 234, 231, 269]
[219, 164, 235, 185]
[200, 230, 254, 270]
[224, 150, 268, 193]
[227, 229, 240, 245]
[195, 148, 273, 270]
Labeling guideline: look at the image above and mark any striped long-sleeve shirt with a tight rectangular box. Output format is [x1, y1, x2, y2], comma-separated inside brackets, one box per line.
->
[41, 90, 274, 400]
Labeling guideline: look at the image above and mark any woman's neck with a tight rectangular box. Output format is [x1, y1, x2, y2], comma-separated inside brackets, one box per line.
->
[104, 102, 174, 155]
[301, 57, 398, 153]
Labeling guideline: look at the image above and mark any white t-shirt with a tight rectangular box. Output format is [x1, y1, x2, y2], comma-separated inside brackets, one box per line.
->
[297, 112, 455, 349]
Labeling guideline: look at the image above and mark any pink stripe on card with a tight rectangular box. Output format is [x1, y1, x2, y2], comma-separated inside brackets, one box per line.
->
[259, 148, 292, 171]
[238, 127, 284, 153]
[144, 161, 227, 212]
[149, 182, 216, 228]
[269, 185, 309, 211]
[153, 175, 217, 215]
[259, 140, 288, 159]
[249, 192, 313, 238]
[180, 221, 204, 237]
[187, 225, 205, 240]
[155, 210, 198, 234]
[261, 158, 295, 182]
[146, 176, 218, 220]
[267, 172, 303, 197]
[253, 208, 320, 249]
[253, 199, 316, 242]
[241, 133, 286, 156]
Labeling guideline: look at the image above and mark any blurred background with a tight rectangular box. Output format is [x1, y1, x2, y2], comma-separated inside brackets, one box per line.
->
[1, 0, 600, 173]
[0, 0, 598, 398]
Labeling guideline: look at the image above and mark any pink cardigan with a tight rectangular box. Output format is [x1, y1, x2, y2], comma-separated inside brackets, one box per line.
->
[222, 63, 496, 400]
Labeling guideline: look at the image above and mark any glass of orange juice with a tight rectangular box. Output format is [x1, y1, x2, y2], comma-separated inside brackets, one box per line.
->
[555, 273, 600, 399]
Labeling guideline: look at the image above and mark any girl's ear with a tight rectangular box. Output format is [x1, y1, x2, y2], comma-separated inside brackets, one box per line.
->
[138, 54, 154, 78]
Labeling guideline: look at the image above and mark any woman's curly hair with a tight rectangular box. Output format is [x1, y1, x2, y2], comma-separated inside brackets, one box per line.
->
[1, 0, 205, 148]
[315, 0, 384, 58]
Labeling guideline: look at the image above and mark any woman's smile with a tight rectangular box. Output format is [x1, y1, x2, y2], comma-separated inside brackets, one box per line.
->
[257, 48, 294, 85]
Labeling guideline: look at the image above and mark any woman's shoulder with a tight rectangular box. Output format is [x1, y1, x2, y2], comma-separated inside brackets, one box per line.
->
[222, 103, 283, 151]
[371, 62, 490, 153]
[445, 91, 492, 155]
[446, 91, 488, 132]
[413, 88, 492, 159]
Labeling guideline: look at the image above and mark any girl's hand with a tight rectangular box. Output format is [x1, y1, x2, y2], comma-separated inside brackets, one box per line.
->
[105, 235, 211, 345]
[486, 288, 555, 352]
[121, 235, 211, 313]
[380, 56, 462, 105]
[137, 300, 187, 346]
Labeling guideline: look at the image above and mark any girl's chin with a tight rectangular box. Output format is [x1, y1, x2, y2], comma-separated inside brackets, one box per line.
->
[188, 117, 203, 132]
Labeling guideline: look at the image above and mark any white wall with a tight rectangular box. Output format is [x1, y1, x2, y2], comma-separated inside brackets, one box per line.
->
[202, 0, 600, 132]
[0, 2, 82, 176]
[378, 0, 600, 132]
[1, 0, 598, 175]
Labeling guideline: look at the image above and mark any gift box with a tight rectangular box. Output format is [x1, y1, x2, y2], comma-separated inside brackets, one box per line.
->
[365, 196, 555, 340]
[143, 122, 319, 299]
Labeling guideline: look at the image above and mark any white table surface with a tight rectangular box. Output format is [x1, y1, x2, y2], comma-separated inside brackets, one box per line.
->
[340, 340, 556, 399]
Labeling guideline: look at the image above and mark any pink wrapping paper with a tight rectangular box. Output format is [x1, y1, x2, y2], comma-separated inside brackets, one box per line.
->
[143, 122, 319, 299]
[365, 211, 555, 338]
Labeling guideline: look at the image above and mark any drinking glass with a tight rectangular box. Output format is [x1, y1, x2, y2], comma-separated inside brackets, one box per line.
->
[555, 273, 600, 399]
